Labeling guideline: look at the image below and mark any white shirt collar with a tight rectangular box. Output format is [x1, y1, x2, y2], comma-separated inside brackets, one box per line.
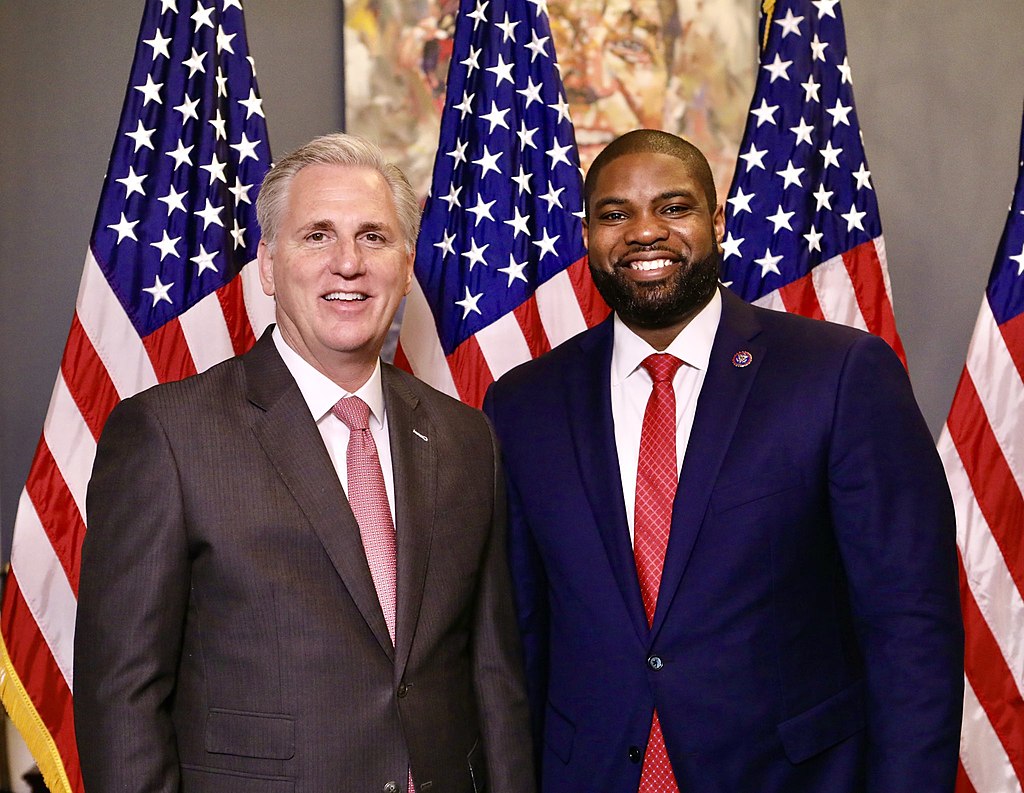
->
[272, 326, 386, 429]
[610, 287, 722, 386]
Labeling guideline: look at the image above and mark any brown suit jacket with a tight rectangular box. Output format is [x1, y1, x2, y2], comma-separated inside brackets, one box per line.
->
[74, 330, 534, 793]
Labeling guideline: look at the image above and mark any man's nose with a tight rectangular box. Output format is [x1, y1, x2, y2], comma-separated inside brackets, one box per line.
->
[563, 33, 615, 104]
[328, 238, 365, 277]
[624, 212, 670, 245]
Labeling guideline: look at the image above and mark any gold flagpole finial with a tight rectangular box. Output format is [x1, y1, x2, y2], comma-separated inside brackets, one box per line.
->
[762, 0, 776, 49]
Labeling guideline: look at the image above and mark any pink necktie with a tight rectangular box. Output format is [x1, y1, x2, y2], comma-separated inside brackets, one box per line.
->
[635, 353, 683, 793]
[332, 396, 397, 645]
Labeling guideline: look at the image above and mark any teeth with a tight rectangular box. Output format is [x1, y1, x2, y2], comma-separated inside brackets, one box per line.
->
[629, 259, 673, 272]
[324, 292, 366, 301]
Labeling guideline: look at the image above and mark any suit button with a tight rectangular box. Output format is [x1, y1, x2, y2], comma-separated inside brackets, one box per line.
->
[648, 655, 664, 670]
[383, 783, 398, 793]
[628, 745, 642, 763]
[397, 683, 409, 698]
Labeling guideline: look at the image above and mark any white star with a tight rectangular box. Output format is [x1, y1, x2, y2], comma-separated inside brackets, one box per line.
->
[512, 166, 533, 195]
[183, 47, 207, 77]
[166, 140, 194, 169]
[481, 101, 511, 133]
[837, 56, 853, 85]
[721, 231, 744, 260]
[517, 121, 539, 150]
[461, 45, 482, 76]
[196, 198, 224, 229]
[191, 244, 219, 275]
[767, 205, 795, 232]
[217, 26, 237, 55]
[159, 185, 188, 216]
[546, 140, 573, 169]
[203, 110, 225, 142]
[191, 1, 215, 30]
[229, 177, 253, 205]
[776, 161, 805, 189]
[841, 203, 867, 232]
[812, 0, 840, 18]
[472, 145, 503, 178]
[125, 120, 156, 152]
[116, 166, 147, 197]
[527, 0, 549, 16]
[439, 183, 462, 209]
[762, 53, 792, 83]
[462, 238, 489, 271]
[813, 183, 834, 211]
[802, 76, 820, 103]
[174, 94, 201, 122]
[433, 229, 456, 257]
[790, 117, 815, 146]
[750, 98, 779, 127]
[467, 195, 497, 226]
[532, 227, 559, 259]
[540, 182, 565, 210]
[525, 28, 550, 61]
[853, 163, 873, 190]
[238, 88, 264, 119]
[504, 206, 531, 238]
[517, 76, 543, 109]
[446, 139, 468, 165]
[467, 0, 488, 30]
[774, 8, 804, 37]
[739, 143, 768, 172]
[454, 90, 475, 120]
[548, 94, 572, 124]
[230, 132, 261, 162]
[201, 153, 228, 183]
[230, 219, 246, 249]
[826, 99, 853, 127]
[144, 28, 172, 59]
[820, 141, 843, 169]
[754, 248, 783, 277]
[727, 186, 755, 214]
[1009, 243, 1024, 275]
[215, 67, 228, 98]
[810, 34, 828, 62]
[455, 286, 484, 318]
[143, 275, 174, 306]
[223, 0, 242, 10]
[498, 254, 529, 286]
[107, 213, 139, 243]
[160, 0, 177, 11]
[150, 230, 181, 261]
[804, 225, 824, 253]
[486, 53, 515, 87]
[134, 74, 163, 106]
[495, 12, 519, 43]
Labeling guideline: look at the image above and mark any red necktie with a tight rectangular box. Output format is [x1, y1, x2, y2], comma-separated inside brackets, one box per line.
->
[332, 396, 397, 645]
[635, 353, 683, 792]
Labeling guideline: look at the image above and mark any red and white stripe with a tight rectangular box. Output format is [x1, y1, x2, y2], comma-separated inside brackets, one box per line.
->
[396, 256, 610, 407]
[938, 298, 1024, 793]
[1, 251, 273, 793]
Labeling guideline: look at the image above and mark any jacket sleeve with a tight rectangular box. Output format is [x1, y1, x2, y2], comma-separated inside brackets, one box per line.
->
[75, 395, 190, 793]
[827, 333, 964, 792]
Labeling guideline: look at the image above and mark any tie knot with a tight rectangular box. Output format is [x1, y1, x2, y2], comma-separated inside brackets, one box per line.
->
[332, 396, 370, 431]
[642, 353, 683, 384]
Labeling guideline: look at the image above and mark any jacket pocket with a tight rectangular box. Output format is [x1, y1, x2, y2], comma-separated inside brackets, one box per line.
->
[467, 737, 489, 792]
[710, 470, 805, 514]
[776, 680, 866, 763]
[181, 764, 293, 792]
[205, 708, 295, 760]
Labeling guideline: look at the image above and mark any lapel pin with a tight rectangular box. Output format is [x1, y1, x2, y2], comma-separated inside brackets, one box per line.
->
[732, 350, 753, 368]
[412, 429, 429, 442]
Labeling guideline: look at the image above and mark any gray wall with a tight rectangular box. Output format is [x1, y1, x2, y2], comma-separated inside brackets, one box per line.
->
[1, 1, 1022, 549]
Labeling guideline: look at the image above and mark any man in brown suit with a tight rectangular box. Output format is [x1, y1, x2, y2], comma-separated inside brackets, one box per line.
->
[74, 133, 533, 793]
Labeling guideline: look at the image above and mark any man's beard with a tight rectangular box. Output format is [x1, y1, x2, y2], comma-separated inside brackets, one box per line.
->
[589, 246, 721, 329]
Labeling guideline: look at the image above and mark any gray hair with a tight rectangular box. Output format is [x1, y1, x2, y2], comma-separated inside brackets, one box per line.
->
[255, 132, 420, 253]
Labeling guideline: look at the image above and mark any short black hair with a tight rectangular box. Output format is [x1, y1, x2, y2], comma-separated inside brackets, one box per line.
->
[583, 129, 717, 219]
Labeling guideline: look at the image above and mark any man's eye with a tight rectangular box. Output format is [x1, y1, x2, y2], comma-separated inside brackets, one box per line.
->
[601, 211, 627, 222]
[307, 231, 328, 242]
[663, 205, 689, 215]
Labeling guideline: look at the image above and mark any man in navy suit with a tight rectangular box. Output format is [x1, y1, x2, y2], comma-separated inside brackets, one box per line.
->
[483, 129, 963, 792]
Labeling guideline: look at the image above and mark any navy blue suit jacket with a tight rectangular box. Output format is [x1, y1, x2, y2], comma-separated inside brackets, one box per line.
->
[484, 288, 963, 793]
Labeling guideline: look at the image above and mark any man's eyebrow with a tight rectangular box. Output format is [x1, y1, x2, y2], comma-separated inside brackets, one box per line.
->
[592, 189, 701, 211]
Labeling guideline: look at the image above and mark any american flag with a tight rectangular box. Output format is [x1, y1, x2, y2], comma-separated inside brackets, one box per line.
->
[722, 0, 905, 364]
[938, 102, 1024, 793]
[0, 2, 273, 790]
[395, 0, 608, 407]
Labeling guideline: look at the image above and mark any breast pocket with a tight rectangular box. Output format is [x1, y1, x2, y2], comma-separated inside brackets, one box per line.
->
[709, 470, 806, 515]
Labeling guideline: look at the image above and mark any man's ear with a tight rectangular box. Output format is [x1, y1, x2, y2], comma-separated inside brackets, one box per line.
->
[712, 204, 726, 250]
[257, 239, 275, 297]
[582, 217, 589, 248]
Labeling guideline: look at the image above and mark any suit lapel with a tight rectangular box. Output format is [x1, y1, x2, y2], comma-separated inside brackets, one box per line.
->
[651, 289, 765, 638]
[244, 331, 395, 660]
[382, 366, 435, 681]
[565, 318, 650, 642]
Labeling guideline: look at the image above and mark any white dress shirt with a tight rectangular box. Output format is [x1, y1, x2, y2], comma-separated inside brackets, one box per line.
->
[273, 328, 397, 520]
[610, 288, 722, 544]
